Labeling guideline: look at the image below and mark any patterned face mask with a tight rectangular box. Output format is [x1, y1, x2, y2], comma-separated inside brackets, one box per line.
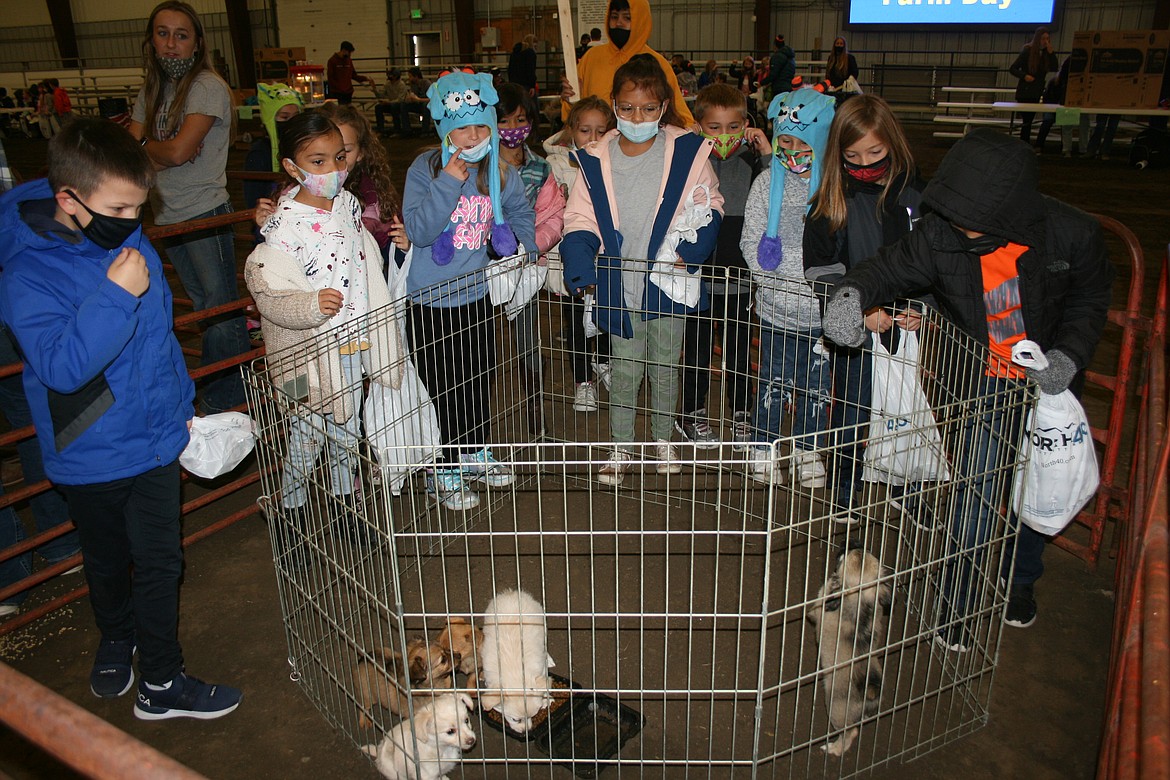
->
[498, 124, 532, 149]
[778, 144, 814, 174]
[703, 129, 745, 160]
[844, 156, 890, 184]
[157, 54, 196, 80]
[288, 162, 348, 199]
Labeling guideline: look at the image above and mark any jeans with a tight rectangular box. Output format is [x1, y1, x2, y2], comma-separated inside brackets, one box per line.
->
[938, 377, 1040, 625]
[1087, 115, 1121, 158]
[375, 102, 404, 132]
[163, 202, 250, 413]
[0, 328, 79, 606]
[680, 284, 753, 417]
[566, 295, 609, 384]
[1018, 112, 1038, 144]
[608, 314, 684, 443]
[59, 461, 185, 685]
[752, 325, 831, 451]
[511, 299, 542, 376]
[826, 336, 874, 511]
[281, 353, 363, 510]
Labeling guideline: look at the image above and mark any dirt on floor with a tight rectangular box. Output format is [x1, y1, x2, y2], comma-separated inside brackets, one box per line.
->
[0, 119, 1157, 778]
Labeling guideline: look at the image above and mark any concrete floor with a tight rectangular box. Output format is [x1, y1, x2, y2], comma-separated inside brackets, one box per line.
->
[0, 119, 1161, 778]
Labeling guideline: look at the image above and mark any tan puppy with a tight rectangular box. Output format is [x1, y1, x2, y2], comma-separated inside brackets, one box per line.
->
[355, 639, 455, 729]
[807, 542, 892, 757]
[437, 617, 484, 680]
[362, 693, 476, 780]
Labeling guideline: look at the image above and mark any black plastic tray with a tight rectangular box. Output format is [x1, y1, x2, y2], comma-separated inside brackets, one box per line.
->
[479, 672, 581, 742]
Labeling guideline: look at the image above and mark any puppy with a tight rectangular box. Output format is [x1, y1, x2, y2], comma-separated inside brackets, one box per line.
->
[355, 640, 455, 729]
[438, 617, 484, 680]
[807, 541, 892, 757]
[479, 588, 554, 733]
[362, 693, 476, 780]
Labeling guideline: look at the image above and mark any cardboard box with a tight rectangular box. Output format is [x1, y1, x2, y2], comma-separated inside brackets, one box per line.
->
[255, 47, 307, 63]
[1066, 30, 1168, 109]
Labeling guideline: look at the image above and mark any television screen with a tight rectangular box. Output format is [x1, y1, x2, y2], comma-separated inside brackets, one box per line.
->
[846, 0, 1058, 28]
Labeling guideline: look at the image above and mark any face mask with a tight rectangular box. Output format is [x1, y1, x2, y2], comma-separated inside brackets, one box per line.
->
[157, 54, 196, 80]
[616, 115, 660, 144]
[843, 156, 890, 184]
[498, 124, 532, 149]
[703, 129, 745, 161]
[833, 46, 845, 53]
[288, 162, 348, 199]
[609, 27, 630, 49]
[951, 224, 1008, 255]
[451, 135, 492, 162]
[66, 190, 142, 251]
[778, 145, 813, 174]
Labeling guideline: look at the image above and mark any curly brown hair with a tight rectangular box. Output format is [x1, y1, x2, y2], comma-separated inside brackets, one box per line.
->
[316, 102, 401, 221]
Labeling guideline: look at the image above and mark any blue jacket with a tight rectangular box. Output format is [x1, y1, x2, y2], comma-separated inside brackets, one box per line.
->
[560, 127, 724, 339]
[0, 179, 194, 485]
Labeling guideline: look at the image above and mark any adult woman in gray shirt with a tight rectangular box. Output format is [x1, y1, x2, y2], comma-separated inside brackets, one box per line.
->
[129, 1, 250, 413]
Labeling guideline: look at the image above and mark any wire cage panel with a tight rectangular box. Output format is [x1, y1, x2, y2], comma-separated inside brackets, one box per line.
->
[243, 260, 1033, 778]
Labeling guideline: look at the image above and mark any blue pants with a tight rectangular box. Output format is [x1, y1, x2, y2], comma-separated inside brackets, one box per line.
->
[163, 202, 251, 414]
[826, 336, 874, 511]
[752, 324, 830, 451]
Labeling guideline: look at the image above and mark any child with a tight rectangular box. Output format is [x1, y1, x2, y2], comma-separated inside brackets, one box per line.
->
[0, 118, 241, 719]
[677, 83, 770, 450]
[741, 88, 836, 487]
[804, 94, 927, 524]
[244, 112, 397, 546]
[561, 54, 724, 485]
[243, 82, 302, 210]
[496, 81, 566, 434]
[543, 97, 616, 412]
[401, 69, 537, 511]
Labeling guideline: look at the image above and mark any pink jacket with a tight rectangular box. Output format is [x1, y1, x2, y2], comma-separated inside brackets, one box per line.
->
[533, 174, 565, 255]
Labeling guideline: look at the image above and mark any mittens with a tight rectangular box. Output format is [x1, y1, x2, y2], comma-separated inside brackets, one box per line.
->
[1025, 348, 1077, 395]
[822, 285, 866, 348]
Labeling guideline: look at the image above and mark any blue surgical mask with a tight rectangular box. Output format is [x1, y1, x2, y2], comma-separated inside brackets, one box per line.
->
[615, 115, 660, 144]
[451, 135, 491, 163]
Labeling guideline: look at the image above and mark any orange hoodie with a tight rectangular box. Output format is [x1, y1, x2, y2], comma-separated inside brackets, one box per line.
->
[565, 0, 694, 126]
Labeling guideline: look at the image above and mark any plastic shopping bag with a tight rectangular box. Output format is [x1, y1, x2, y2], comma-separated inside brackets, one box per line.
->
[1010, 341, 1099, 535]
[179, 412, 256, 479]
[363, 359, 441, 495]
[862, 331, 951, 485]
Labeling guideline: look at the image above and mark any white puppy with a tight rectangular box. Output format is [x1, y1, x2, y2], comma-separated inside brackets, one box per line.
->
[479, 588, 554, 733]
[362, 693, 476, 780]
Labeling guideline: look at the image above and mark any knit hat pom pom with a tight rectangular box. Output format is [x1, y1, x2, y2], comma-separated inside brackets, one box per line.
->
[432, 230, 455, 266]
[757, 234, 783, 271]
[491, 221, 518, 257]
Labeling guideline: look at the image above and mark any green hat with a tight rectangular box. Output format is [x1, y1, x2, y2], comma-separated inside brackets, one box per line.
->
[258, 82, 304, 172]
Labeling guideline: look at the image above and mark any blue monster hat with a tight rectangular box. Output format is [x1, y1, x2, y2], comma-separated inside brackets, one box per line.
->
[757, 88, 836, 270]
[426, 69, 517, 263]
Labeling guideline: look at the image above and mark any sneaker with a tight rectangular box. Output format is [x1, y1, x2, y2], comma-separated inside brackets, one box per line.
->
[0, 603, 18, 618]
[748, 447, 783, 485]
[572, 382, 599, 412]
[1004, 583, 1037, 628]
[933, 623, 971, 653]
[134, 672, 242, 721]
[675, 411, 719, 450]
[426, 468, 480, 511]
[792, 451, 827, 489]
[597, 450, 632, 486]
[731, 412, 752, 452]
[62, 563, 84, 575]
[459, 449, 515, 488]
[831, 508, 863, 526]
[656, 441, 683, 474]
[90, 638, 136, 698]
[592, 361, 613, 392]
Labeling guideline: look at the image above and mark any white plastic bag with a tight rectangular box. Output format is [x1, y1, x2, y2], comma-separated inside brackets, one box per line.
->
[648, 184, 712, 308]
[862, 331, 951, 485]
[582, 292, 600, 339]
[505, 262, 547, 321]
[364, 361, 442, 495]
[179, 412, 256, 479]
[487, 243, 528, 308]
[1010, 340, 1099, 535]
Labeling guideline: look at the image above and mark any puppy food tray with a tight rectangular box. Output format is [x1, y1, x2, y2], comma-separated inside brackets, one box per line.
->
[480, 672, 579, 742]
[538, 684, 644, 779]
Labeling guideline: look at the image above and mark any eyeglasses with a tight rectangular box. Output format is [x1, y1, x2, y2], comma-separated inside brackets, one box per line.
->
[614, 102, 665, 120]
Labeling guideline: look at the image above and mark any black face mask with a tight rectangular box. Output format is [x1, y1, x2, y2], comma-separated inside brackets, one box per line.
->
[66, 190, 142, 250]
[833, 46, 845, 53]
[609, 27, 630, 49]
[951, 223, 1008, 255]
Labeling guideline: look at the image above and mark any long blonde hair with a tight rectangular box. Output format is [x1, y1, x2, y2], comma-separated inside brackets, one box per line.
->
[809, 94, 915, 233]
[139, 1, 230, 141]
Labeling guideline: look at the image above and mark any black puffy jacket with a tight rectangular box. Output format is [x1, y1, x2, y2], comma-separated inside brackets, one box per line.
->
[833, 130, 1113, 373]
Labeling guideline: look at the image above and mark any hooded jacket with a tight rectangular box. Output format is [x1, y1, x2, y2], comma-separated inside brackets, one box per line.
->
[560, 126, 724, 338]
[566, 0, 694, 126]
[0, 180, 195, 485]
[832, 130, 1113, 373]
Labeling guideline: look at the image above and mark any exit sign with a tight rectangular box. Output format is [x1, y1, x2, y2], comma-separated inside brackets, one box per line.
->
[410, 8, 423, 18]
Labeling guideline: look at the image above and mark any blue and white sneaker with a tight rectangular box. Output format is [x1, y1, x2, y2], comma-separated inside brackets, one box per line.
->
[426, 468, 480, 511]
[134, 672, 242, 720]
[90, 637, 136, 698]
[459, 449, 515, 488]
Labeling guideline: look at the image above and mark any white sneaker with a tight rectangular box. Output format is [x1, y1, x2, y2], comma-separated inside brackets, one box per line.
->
[572, 382, 599, 412]
[426, 468, 480, 511]
[0, 603, 18, 618]
[731, 411, 752, 452]
[592, 361, 613, 392]
[597, 450, 632, 486]
[792, 450, 826, 489]
[459, 448, 515, 488]
[748, 447, 783, 484]
[655, 441, 683, 474]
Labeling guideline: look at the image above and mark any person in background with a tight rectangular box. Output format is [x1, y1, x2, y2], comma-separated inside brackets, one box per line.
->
[1085, 114, 1121, 161]
[508, 35, 539, 96]
[767, 35, 796, 100]
[577, 33, 592, 62]
[561, 0, 694, 126]
[1033, 56, 1088, 157]
[374, 69, 408, 137]
[50, 79, 73, 125]
[697, 60, 720, 90]
[326, 41, 371, 105]
[36, 80, 59, 139]
[243, 82, 302, 210]
[1009, 26, 1057, 145]
[588, 27, 604, 48]
[129, 0, 251, 414]
[399, 66, 431, 137]
[825, 36, 860, 92]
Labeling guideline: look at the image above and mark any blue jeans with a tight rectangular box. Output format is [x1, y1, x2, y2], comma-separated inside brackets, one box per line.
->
[163, 202, 250, 413]
[0, 328, 79, 606]
[826, 336, 873, 511]
[752, 325, 830, 451]
[281, 353, 363, 509]
[939, 377, 1043, 624]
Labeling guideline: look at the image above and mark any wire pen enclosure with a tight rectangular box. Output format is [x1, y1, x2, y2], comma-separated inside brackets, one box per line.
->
[242, 260, 1034, 778]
